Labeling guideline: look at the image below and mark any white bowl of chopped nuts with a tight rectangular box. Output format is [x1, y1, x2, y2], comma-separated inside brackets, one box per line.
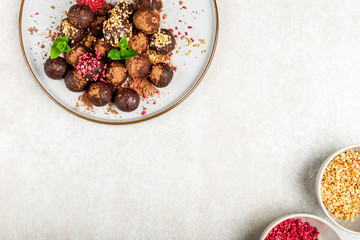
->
[316, 145, 360, 235]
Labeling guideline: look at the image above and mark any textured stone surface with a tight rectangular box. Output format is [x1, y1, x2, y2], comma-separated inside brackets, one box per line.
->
[1, 0, 360, 239]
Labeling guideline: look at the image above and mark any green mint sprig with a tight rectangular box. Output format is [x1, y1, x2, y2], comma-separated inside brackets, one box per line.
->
[108, 37, 139, 60]
[50, 36, 71, 59]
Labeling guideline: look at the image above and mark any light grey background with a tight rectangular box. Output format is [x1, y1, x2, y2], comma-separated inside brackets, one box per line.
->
[1, 0, 360, 239]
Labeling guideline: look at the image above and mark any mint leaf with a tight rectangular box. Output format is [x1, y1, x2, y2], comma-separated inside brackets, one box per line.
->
[57, 36, 69, 44]
[119, 37, 128, 50]
[122, 49, 139, 60]
[57, 42, 67, 52]
[63, 45, 71, 53]
[50, 47, 61, 59]
[50, 36, 71, 59]
[108, 49, 121, 60]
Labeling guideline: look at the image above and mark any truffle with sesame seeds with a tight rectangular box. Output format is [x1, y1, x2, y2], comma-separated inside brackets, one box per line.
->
[65, 69, 89, 92]
[150, 28, 176, 55]
[64, 44, 88, 68]
[87, 82, 112, 106]
[44, 57, 70, 80]
[114, 88, 140, 112]
[136, 0, 163, 11]
[60, 18, 86, 43]
[133, 6, 160, 34]
[68, 4, 95, 29]
[125, 54, 152, 79]
[103, 16, 132, 47]
[129, 31, 149, 54]
[106, 61, 128, 86]
[149, 63, 173, 88]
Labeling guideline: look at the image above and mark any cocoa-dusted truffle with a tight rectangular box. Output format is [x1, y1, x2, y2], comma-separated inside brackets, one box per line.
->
[44, 57, 70, 80]
[68, 4, 94, 29]
[60, 19, 86, 43]
[65, 69, 89, 92]
[137, 0, 163, 11]
[87, 82, 112, 106]
[129, 32, 149, 54]
[149, 63, 173, 88]
[108, 1, 135, 20]
[114, 88, 140, 112]
[133, 7, 160, 34]
[106, 61, 128, 86]
[76, 52, 106, 82]
[150, 29, 176, 55]
[88, 13, 106, 37]
[125, 54, 152, 79]
[103, 16, 132, 47]
[94, 38, 112, 58]
[64, 44, 88, 68]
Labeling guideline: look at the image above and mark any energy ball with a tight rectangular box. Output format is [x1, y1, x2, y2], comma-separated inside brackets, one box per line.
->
[94, 38, 112, 58]
[137, 0, 163, 11]
[60, 19, 86, 43]
[150, 28, 176, 55]
[129, 32, 149, 54]
[68, 4, 94, 29]
[149, 63, 173, 88]
[108, 1, 135, 20]
[125, 54, 152, 79]
[64, 69, 89, 92]
[44, 57, 70, 80]
[106, 61, 128, 86]
[64, 44, 87, 67]
[87, 82, 112, 106]
[114, 88, 140, 112]
[103, 16, 132, 47]
[76, 52, 106, 82]
[133, 7, 160, 34]
[88, 13, 106, 37]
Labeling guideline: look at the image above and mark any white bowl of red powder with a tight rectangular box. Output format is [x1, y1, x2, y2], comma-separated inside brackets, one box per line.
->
[260, 214, 342, 240]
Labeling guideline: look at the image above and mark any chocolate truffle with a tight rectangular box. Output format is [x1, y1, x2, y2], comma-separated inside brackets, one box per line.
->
[129, 32, 149, 54]
[87, 82, 112, 106]
[108, 1, 135, 20]
[150, 28, 176, 55]
[88, 13, 106, 37]
[149, 63, 173, 88]
[137, 0, 163, 11]
[76, 52, 106, 82]
[68, 4, 94, 29]
[64, 69, 89, 92]
[64, 44, 88, 68]
[44, 57, 70, 80]
[103, 16, 132, 47]
[114, 88, 140, 112]
[106, 61, 128, 86]
[94, 38, 112, 58]
[133, 7, 160, 35]
[125, 54, 152, 79]
[60, 19, 86, 43]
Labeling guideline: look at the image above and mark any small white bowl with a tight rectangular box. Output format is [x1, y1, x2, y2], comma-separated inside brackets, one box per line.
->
[259, 213, 343, 240]
[316, 145, 360, 235]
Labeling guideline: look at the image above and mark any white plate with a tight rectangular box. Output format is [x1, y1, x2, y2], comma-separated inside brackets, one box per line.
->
[19, 0, 218, 124]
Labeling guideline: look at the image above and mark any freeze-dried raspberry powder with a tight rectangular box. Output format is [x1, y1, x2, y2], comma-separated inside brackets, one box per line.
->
[76, 52, 107, 83]
[265, 218, 319, 240]
[76, 0, 106, 12]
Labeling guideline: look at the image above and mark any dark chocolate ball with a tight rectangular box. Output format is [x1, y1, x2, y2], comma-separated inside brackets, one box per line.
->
[137, 0, 163, 11]
[150, 29, 176, 55]
[61, 18, 86, 43]
[125, 54, 152, 79]
[108, 1, 135, 20]
[88, 13, 106, 37]
[114, 88, 140, 112]
[103, 16, 132, 47]
[94, 38, 112, 58]
[87, 82, 112, 107]
[133, 7, 160, 35]
[68, 4, 94, 29]
[64, 44, 87, 68]
[106, 61, 128, 86]
[64, 69, 89, 92]
[149, 63, 174, 88]
[129, 32, 149, 54]
[44, 57, 70, 80]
